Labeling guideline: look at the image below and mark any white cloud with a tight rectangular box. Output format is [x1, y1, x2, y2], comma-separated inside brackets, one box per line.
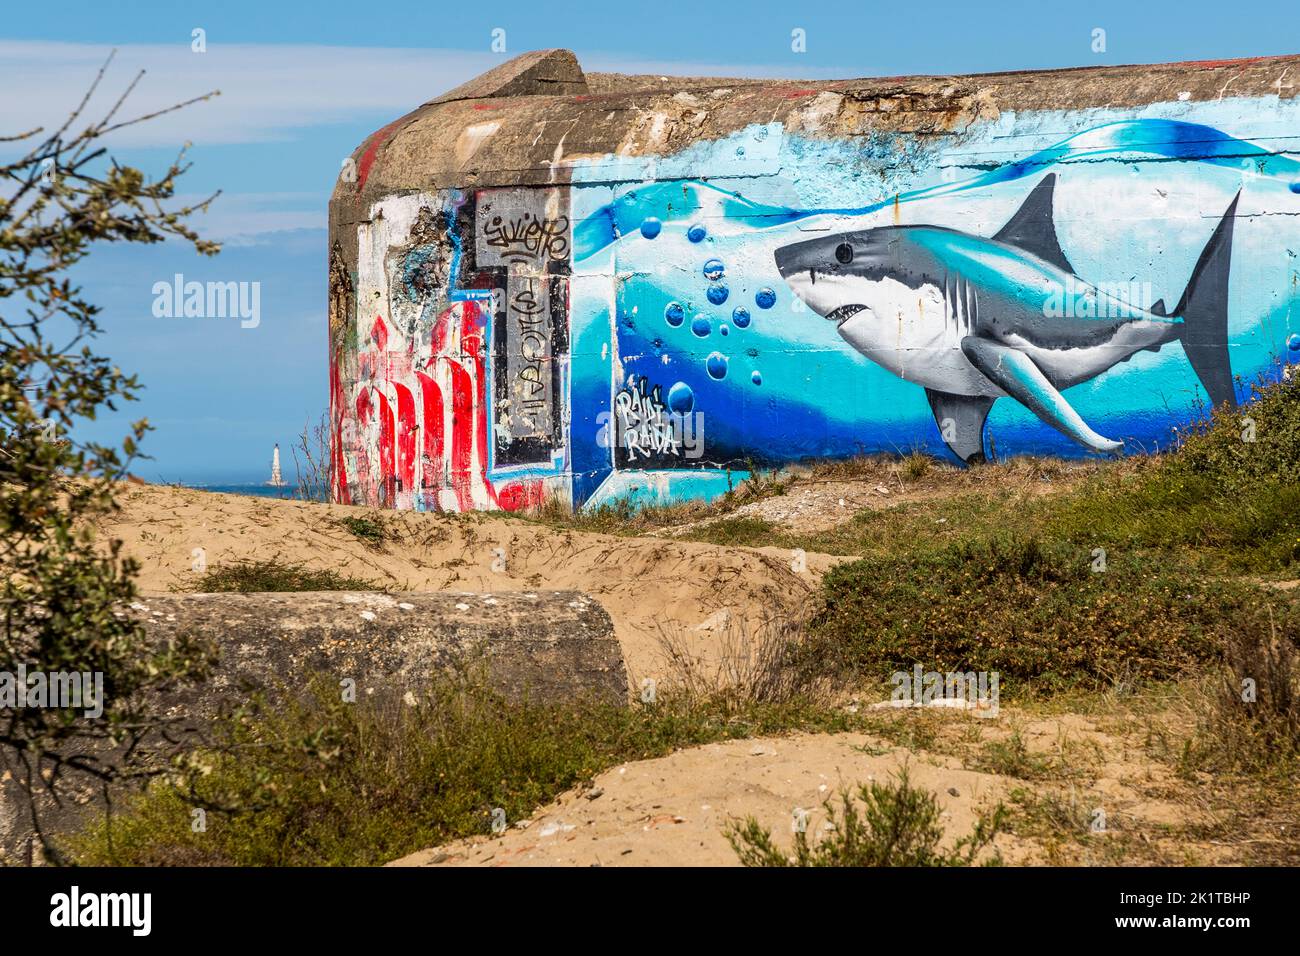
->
[0, 40, 848, 149]
[174, 192, 324, 242]
[1, 40, 853, 241]
[0, 41, 498, 147]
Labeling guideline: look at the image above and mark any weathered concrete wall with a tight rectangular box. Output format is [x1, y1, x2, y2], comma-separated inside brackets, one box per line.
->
[136, 589, 626, 707]
[329, 49, 1300, 512]
[0, 589, 624, 861]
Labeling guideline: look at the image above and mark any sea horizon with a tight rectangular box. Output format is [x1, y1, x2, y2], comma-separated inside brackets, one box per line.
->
[175, 480, 324, 501]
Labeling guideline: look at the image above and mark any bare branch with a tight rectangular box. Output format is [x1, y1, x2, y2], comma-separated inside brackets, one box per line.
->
[99, 89, 221, 138]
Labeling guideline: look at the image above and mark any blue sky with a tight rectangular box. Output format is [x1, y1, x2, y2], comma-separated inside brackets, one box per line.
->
[2, 1, 1291, 483]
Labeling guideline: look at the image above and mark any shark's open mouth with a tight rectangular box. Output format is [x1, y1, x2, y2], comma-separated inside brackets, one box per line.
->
[825, 304, 867, 326]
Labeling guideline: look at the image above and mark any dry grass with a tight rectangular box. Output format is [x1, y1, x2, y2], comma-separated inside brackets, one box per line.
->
[651, 615, 832, 710]
[519, 452, 1109, 537]
[1180, 612, 1300, 777]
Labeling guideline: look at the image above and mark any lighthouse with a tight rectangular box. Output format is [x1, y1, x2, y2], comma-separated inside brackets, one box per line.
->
[268, 444, 285, 487]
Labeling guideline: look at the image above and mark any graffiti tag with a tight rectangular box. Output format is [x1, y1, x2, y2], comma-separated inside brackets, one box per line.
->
[602, 377, 704, 463]
[483, 213, 570, 265]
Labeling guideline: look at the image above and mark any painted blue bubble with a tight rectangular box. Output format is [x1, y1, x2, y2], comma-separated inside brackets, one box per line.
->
[706, 283, 729, 305]
[751, 370, 762, 386]
[703, 258, 725, 280]
[687, 224, 707, 243]
[706, 352, 729, 380]
[1289, 333, 1300, 351]
[640, 217, 662, 239]
[1292, 183, 1300, 194]
[666, 382, 695, 414]
[755, 288, 777, 309]
[719, 324, 729, 336]
[691, 315, 711, 337]
[665, 302, 685, 327]
[732, 307, 751, 329]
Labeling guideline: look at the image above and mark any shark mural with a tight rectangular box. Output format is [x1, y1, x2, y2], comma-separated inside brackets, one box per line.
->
[773, 174, 1240, 462]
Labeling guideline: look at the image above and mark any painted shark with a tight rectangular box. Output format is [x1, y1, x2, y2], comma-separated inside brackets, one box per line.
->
[774, 174, 1240, 462]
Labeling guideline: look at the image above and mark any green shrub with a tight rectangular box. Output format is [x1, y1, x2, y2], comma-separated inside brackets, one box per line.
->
[339, 515, 389, 547]
[970, 728, 1054, 779]
[727, 769, 1004, 867]
[806, 536, 1293, 692]
[186, 559, 380, 593]
[1173, 373, 1300, 494]
[68, 676, 868, 866]
[1048, 375, 1300, 571]
[683, 516, 781, 547]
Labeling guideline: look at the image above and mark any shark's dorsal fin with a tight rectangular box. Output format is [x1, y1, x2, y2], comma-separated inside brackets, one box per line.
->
[1151, 298, 1167, 317]
[992, 174, 1075, 275]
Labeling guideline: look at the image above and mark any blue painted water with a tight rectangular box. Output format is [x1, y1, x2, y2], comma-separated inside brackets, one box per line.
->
[568, 116, 1300, 473]
[574, 119, 1300, 261]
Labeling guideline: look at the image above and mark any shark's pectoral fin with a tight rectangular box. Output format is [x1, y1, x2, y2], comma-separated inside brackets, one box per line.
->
[959, 337, 1124, 455]
[925, 388, 995, 464]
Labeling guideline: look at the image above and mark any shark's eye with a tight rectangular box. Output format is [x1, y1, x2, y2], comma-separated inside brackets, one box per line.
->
[835, 242, 854, 265]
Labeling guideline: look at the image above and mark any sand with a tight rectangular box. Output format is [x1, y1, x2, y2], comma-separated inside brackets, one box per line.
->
[99, 480, 1261, 867]
[389, 730, 1024, 867]
[103, 483, 840, 683]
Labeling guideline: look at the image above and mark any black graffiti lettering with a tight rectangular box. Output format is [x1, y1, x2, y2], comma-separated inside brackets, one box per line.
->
[484, 213, 570, 264]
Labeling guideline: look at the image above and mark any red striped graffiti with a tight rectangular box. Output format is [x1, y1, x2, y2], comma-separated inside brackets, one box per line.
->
[331, 299, 544, 512]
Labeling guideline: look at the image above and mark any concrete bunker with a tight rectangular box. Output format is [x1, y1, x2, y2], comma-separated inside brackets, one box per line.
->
[328, 49, 1300, 513]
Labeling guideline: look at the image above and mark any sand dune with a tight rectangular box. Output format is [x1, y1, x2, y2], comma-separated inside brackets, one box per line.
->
[104, 484, 839, 682]
[100, 481, 1251, 868]
[390, 731, 1024, 867]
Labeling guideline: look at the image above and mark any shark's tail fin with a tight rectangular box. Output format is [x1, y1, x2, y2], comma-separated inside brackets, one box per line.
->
[1174, 192, 1240, 408]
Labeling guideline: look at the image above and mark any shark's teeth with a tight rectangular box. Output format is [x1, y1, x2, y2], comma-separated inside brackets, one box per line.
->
[826, 304, 867, 325]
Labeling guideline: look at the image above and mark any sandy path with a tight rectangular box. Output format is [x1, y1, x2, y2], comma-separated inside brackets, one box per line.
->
[389, 730, 1025, 867]
[104, 485, 843, 681]
[659, 478, 936, 536]
[389, 709, 1235, 868]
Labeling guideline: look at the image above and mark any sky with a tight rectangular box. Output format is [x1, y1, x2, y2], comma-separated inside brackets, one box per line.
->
[2, 0, 1293, 483]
